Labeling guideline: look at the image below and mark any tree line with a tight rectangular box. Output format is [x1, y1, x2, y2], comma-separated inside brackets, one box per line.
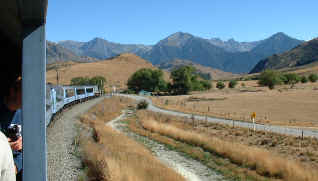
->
[127, 66, 212, 95]
[70, 76, 106, 90]
[258, 70, 318, 89]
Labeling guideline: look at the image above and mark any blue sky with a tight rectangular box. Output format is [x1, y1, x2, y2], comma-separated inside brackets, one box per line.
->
[47, 0, 318, 45]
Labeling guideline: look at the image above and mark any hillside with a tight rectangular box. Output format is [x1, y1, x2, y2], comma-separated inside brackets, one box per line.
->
[46, 53, 167, 90]
[46, 41, 98, 64]
[250, 38, 318, 73]
[158, 59, 236, 80]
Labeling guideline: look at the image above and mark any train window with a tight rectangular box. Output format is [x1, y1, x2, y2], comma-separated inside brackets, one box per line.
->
[86, 88, 94, 93]
[76, 89, 85, 95]
[65, 89, 75, 98]
[55, 86, 64, 102]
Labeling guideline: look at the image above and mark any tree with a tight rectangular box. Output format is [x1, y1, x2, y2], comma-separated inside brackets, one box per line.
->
[308, 74, 318, 83]
[89, 76, 106, 90]
[300, 76, 308, 83]
[258, 70, 283, 89]
[71, 77, 90, 85]
[200, 80, 212, 90]
[282, 73, 300, 88]
[229, 80, 238, 88]
[70, 76, 106, 91]
[127, 68, 167, 93]
[170, 66, 195, 95]
[216, 81, 225, 89]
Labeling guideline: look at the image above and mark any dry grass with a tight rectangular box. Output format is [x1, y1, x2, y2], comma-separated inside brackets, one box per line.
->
[151, 81, 318, 127]
[136, 111, 318, 169]
[46, 53, 169, 92]
[77, 97, 185, 181]
[137, 110, 318, 181]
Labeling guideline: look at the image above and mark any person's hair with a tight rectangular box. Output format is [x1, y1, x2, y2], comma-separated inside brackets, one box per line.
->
[0, 31, 22, 100]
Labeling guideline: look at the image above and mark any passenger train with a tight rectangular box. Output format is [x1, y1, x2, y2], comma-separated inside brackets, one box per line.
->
[46, 85, 100, 125]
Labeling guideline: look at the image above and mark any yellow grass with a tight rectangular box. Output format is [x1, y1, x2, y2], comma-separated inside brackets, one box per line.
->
[137, 110, 318, 181]
[151, 81, 318, 127]
[78, 97, 185, 181]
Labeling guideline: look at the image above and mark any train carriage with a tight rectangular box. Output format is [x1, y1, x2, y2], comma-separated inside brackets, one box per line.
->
[75, 87, 87, 100]
[63, 86, 76, 105]
[86, 87, 95, 97]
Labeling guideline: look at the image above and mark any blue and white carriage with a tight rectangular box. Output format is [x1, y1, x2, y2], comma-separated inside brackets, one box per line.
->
[46, 85, 100, 125]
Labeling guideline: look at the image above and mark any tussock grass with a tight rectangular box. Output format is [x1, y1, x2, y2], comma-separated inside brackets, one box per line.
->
[78, 97, 185, 181]
[137, 111, 318, 181]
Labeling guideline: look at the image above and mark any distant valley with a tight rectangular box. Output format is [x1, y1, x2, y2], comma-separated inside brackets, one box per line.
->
[47, 32, 304, 73]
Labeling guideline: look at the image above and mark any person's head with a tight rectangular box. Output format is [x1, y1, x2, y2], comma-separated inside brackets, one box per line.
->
[0, 33, 22, 111]
[3, 76, 22, 111]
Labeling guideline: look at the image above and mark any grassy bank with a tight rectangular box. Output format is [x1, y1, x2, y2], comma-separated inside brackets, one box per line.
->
[150, 81, 318, 127]
[77, 97, 186, 181]
[134, 110, 318, 181]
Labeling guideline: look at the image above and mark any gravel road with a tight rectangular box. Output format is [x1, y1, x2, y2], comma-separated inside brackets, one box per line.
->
[47, 96, 105, 181]
[107, 110, 224, 181]
[118, 94, 318, 138]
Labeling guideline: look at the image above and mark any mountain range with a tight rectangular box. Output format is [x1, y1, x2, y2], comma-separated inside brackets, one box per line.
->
[47, 32, 304, 73]
[250, 38, 318, 73]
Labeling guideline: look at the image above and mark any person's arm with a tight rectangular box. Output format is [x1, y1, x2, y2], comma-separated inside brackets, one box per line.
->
[0, 132, 16, 181]
[12, 150, 22, 174]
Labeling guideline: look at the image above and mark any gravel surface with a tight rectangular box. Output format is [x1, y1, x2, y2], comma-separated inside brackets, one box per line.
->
[108, 110, 224, 181]
[119, 94, 318, 138]
[47, 97, 105, 181]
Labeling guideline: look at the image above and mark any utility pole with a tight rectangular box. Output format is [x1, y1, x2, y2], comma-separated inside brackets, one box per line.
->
[55, 69, 59, 85]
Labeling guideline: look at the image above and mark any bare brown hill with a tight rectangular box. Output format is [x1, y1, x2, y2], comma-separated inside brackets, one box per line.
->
[46, 53, 168, 91]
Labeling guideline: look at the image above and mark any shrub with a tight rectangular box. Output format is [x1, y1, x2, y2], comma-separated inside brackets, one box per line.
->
[137, 100, 149, 110]
[258, 70, 283, 89]
[71, 76, 106, 90]
[308, 74, 318, 83]
[122, 89, 135, 94]
[89, 76, 106, 90]
[71, 77, 90, 85]
[281, 73, 300, 87]
[229, 80, 238, 88]
[241, 82, 246, 87]
[216, 81, 225, 89]
[301, 76, 308, 83]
